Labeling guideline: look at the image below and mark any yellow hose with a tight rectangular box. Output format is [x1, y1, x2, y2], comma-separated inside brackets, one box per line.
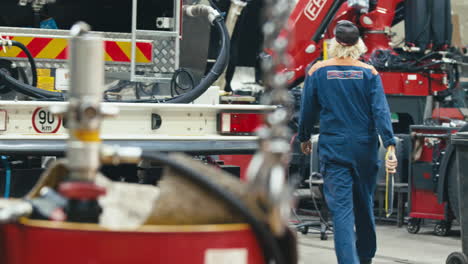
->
[385, 150, 392, 217]
[323, 40, 329, 60]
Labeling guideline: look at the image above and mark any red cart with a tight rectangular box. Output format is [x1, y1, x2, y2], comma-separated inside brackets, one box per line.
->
[407, 125, 458, 236]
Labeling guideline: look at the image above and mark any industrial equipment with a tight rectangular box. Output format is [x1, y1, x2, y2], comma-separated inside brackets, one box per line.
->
[0, 0, 272, 191]
[0, 0, 466, 245]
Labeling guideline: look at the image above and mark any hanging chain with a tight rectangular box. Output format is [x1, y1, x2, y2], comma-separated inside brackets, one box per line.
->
[247, 0, 293, 236]
[261, 0, 294, 155]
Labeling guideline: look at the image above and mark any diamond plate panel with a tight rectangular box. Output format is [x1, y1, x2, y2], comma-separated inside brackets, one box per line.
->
[152, 37, 177, 73]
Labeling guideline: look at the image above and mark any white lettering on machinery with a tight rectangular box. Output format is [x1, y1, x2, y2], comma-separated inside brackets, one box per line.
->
[304, 0, 327, 21]
[204, 249, 247, 264]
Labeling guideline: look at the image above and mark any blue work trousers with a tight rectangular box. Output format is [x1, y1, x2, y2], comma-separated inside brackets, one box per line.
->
[321, 162, 377, 264]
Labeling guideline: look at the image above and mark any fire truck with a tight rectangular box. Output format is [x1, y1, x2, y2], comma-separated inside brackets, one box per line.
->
[0, 0, 271, 194]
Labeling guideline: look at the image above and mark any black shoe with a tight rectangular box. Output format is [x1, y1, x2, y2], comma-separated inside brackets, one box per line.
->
[360, 259, 372, 264]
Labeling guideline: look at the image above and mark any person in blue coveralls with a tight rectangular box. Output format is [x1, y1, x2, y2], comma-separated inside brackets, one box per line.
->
[298, 20, 398, 264]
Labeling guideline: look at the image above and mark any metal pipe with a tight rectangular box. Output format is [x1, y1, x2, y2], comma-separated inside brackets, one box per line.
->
[414, 133, 450, 139]
[66, 22, 104, 181]
[174, 0, 181, 70]
[183, 5, 221, 23]
[423, 95, 434, 123]
[130, 0, 138, 82]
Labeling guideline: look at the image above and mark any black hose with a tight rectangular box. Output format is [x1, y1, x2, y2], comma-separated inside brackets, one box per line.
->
[165, 16, 229, 103]
[11, 41, 38, 87]
[170, 68, 195, 97]
[412, 52, 439, 65]
[141, 151, 286, 264]
[0, 40, 60, 99]
[208, 0, 222, 14]
[0, 70, 63, 99]
[410, 61, 445, 71]
[18, 67, 29, 85]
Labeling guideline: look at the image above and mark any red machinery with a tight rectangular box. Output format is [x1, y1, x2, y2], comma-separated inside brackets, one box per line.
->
[277, 0, 403, 86]
[279, 0, 453, 89]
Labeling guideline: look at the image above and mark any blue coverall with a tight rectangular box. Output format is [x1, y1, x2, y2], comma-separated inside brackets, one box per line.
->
[298, 58, 396, 264]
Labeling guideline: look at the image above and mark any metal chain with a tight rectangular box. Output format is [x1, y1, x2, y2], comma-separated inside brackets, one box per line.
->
[247, 0, 293, 236]
[261, 0, 294, 153]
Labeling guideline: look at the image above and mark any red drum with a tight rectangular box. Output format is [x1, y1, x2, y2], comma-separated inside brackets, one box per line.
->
[0, 218, 264, 264]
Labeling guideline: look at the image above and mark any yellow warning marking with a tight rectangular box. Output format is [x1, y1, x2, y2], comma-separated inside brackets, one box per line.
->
[136, 45, 151, 63]
[37, 76, 55, 91]
[0, 37, 33, 57]
[115, 41, 132, 61]
[36, 38, 68, 59]
[37, 68, 51, 77]
[104, 52, 113, 62]
[115, 41, 151, 63]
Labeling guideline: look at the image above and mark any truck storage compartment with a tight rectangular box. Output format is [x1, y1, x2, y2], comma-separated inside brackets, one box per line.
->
[0, 0, 175, 32]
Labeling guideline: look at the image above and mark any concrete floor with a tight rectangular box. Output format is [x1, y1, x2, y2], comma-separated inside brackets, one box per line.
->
[298, 224, 461, 264]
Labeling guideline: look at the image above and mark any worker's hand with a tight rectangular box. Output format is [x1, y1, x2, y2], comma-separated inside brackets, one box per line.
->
[385, 145, 398, 174]
[301, 141, 312, 155]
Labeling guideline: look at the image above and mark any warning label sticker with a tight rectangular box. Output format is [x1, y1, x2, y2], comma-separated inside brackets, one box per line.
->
[204, 249, 247, 264]
[55, 68, 70, 91]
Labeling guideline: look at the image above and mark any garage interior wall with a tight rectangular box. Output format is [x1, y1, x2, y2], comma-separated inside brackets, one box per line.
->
[452, 0, 468, 46]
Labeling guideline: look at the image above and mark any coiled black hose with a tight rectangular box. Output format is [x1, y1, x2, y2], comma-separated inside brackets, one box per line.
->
[165, 16, 229, 103]
[0, 71, 63, 99]
[170, 68, 195, 97]
[0, 40, 64, 99]
[141, 151, 286, 264]
[11, 41, 38, 87]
